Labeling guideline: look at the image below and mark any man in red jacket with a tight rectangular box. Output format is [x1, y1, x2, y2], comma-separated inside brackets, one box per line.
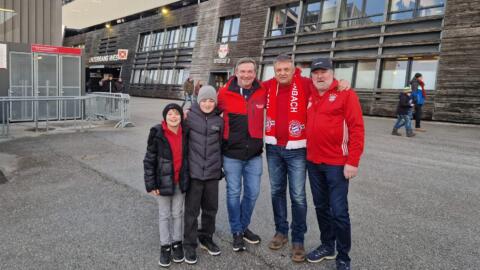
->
[305, 58, 364, 270]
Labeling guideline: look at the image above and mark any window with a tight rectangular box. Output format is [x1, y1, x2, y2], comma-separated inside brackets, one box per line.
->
[334, 60, 377, 88]
[389, 0, 444, 21]
[132, 70, 141, 84]
[262, 65, 275, 81]
[302, 0, 337, 32]
[218, 16, 240, 42]
[339, 0, 385, 27]
[180, 25, 197, 48]
[381, 59, 408, 89]
[138, 33, 152, 52]
[355, 61, 376, 88]
[411, 57, 438, 90]
[152, 31, 165, 51]
[165, 28, 180, 49]
[334, 62, 355, 85]
[269, 4, 300, 36]
[381, 57, 438, 89]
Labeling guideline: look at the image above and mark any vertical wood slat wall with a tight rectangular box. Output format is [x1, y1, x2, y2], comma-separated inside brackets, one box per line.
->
[0, 0, 62, 46]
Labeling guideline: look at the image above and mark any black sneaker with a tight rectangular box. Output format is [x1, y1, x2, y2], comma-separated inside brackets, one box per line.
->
[336, 260, 351, 270]
[184, 247, 197, 264]
[232, 232, 246, 252]
[171, 241, 184, 263]
[243, 228, 261, 244]
[158, 245, 172, 267]
[306, 245, 336, 263]
[199, 236, 221, 256]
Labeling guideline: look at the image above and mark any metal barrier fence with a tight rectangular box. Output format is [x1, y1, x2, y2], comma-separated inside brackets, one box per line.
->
[0, 92, 133, 137]
[85, 92, 133, 128]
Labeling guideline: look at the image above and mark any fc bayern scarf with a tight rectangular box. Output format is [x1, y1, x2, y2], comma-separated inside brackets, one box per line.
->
[265, 68, 307, 149]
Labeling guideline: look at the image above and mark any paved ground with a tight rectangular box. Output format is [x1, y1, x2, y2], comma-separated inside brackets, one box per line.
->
[1, 97, 479, 270]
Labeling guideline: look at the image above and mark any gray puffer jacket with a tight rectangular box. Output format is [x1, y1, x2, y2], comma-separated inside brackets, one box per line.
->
[186, 103, 224, 181]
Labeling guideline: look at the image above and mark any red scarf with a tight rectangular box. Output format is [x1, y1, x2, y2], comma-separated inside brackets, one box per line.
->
[265, 68, 307, 149]
[418, 79, 426, 98]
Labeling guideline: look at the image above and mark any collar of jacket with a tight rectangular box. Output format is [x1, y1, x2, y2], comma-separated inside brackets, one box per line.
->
[227, 76, 262, 93]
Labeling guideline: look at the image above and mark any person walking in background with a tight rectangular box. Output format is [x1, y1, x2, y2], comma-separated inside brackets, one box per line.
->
[392, 87, 416, 137]
[143, 103, 190, 267]
[182, 77, 195, 108]
[410, 73, 426, 132]
[183, 85, 224, 264]
[305, 58, 365, 270]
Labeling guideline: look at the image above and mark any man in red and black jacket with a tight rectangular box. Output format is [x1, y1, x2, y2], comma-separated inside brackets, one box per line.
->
[217, 58, 266, 252]
[305, 58, 364, 270]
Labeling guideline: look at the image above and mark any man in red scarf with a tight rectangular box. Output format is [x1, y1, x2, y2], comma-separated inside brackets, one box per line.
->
[263, 54, 311, 262]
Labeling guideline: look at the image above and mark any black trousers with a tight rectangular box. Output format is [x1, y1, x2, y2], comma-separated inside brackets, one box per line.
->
[414, 104, 423, 128]
[184, 179, 219, 248]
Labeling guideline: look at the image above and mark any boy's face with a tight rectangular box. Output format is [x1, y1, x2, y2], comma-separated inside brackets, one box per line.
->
[165, 109, 181, 127]
[199, 99, 216, 114]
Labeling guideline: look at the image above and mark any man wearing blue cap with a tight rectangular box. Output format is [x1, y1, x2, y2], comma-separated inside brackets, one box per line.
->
[306, 58, 365, 270]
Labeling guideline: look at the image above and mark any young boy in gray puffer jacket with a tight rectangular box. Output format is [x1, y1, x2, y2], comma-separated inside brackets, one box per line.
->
[183, 85, 224, 264]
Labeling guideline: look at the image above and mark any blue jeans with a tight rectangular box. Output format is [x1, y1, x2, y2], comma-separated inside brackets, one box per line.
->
[307, 162, 351, 262]
[393, 111, 413, 131]
[223, 155, 263, 234]
[266, 144, 307, 244]
[181, 94, 194, 107]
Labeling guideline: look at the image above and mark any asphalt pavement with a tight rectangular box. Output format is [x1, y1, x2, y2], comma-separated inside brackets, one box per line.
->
[1, 97, 479, 270]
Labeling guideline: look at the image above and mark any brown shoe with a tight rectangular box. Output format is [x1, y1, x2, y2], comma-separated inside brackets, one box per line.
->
[268, 233, 288, 250]
[291, 243, 305, 262]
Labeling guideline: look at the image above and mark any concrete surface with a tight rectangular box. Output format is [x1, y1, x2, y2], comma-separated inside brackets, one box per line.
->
[1, 96, 479, 270]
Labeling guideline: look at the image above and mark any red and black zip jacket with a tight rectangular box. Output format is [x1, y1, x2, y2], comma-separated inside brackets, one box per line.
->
[217, 76, 266, 161]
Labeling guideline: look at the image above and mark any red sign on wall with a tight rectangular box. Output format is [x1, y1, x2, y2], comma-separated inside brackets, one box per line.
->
[31, 44, 82, 56]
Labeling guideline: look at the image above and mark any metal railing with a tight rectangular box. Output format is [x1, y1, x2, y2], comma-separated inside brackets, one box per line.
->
[0, 92, 133, 137]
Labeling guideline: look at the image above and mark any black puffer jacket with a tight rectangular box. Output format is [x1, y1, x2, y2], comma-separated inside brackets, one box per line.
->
[186, 103, 224, 181]
[143, 124, 189, 195]
[396, 93, 413, 115]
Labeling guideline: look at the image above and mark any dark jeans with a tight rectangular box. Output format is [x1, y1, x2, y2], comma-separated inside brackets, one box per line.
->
[266, 144, 307, 244]
[414, 104, 423, 128]
[307, 162, 351, 262]
[184, 179, 219, 248]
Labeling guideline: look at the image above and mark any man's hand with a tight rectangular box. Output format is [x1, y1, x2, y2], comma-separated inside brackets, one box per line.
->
[344, 164, 358, 180]
[149, 189, 160, 196]
[338, 79, 351, 91]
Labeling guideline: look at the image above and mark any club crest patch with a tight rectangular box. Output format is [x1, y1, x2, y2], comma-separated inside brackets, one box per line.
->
[329, 94, 337, 102]
[266, 117, 275, 132]
[289, 120, 304, 138]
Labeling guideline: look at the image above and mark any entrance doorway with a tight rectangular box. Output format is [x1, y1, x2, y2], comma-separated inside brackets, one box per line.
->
[86, 66, 121, 92]
[209, 72, 229, 90]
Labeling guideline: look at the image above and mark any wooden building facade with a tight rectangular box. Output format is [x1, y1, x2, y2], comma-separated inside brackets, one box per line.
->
[63, 0, 480, 124]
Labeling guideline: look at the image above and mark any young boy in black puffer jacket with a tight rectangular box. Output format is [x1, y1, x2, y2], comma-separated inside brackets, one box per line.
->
[183, 85, 224, 264]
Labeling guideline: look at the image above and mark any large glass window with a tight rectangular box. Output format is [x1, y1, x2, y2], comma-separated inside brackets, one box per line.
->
[269, 3, 300, 36]
[356, 61, 376, 88]
[381, 57, 438, 89]
[302, 0, 337, 32]
[218, 16, 241, 43]
[334, 62, 355, 83]
[411, 57, 438, 90]
[340, 0, 385, 27]
[180, 24, 197, 48]
[152, 31, 165, 51]
[389, 0, 444, 21]
[381, 59, 409, 89]
[165, 28, 180, 49]
[138, 33, 152, 52]
[262, 65, 275, 81]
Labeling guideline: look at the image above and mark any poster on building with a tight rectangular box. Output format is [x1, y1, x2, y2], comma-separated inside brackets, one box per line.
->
[0, 43, 7, 69]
